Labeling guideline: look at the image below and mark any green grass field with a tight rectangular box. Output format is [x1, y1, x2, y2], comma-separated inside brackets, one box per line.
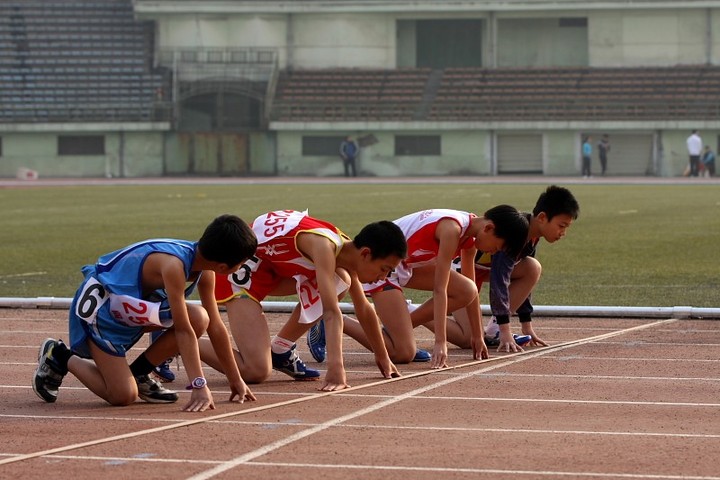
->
[0, 182, 717, 308]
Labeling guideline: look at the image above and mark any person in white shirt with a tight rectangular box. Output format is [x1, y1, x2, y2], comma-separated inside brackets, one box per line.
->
[686, 130, 703, 177]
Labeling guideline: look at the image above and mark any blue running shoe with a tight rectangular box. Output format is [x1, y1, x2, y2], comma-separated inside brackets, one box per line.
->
[306, 319, 326, 363]
[153, 358, 175, 383]
[513, 334, 532, 347]
[412, 349, 431, 362]
[272, 344, 320, 381]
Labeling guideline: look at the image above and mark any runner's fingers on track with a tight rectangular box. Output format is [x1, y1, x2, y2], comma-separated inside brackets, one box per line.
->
[183, 398, 215, 412]
[431, 344, 448, 369]
[531, 335, 548, 347]
[497, 341, 523, 353]
[318, 381, 350, 392]
[183, 390, 215, 412]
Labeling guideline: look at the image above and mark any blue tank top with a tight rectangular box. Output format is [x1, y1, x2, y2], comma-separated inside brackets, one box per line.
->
[82, 239, 200, 308]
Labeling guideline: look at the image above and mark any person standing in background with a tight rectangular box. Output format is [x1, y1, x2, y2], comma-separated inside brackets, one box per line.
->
[340, 136, 359, 177]
[701, 145, 716, 177]
[686, 130, 703, 177]
[598, 134, 610, 176]
[581, 136, 592, 178]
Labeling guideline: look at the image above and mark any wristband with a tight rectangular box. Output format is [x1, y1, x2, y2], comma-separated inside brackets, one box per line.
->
[519, 313, 532, 323]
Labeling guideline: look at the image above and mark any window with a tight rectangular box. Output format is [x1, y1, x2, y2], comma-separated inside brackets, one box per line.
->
[395, 135, 441, 156]
[58, 135, 105, 155]
[559, 18, 587, 27]
[302, 136, 345, 156]
[206, 50, 224, 63]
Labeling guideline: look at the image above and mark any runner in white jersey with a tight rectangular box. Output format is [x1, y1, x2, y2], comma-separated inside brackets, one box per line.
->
[310, 205, 529, 369]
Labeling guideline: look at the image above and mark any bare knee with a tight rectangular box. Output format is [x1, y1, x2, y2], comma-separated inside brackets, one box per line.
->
[106, 388, 138, 406]
[188, 304, 210, 336]
[391, 343, 417, 364]
[242, 364, 272, 384]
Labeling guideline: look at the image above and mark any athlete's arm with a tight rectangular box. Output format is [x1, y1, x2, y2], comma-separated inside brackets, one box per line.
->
[430, 219, 463, 368]
[459, 247, 487, 360]
[298, 234, 348, 391]
[347, 273, 399, 379]
[150, 254, 214, 412]
[198, 271, 255, 403]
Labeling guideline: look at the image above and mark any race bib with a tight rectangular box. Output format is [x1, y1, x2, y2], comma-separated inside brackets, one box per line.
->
[75, 277, 109, 324]
[253, 210, 306, 243]
[295, 274, 349, 324]
[108, 294, 162, 328]
[228, 254, 261, 293]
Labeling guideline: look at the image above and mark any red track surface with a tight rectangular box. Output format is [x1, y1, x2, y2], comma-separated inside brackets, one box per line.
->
[1, 308, 718, 479]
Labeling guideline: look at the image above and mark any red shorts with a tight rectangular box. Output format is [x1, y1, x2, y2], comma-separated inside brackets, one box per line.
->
[215, 256, 280, 304]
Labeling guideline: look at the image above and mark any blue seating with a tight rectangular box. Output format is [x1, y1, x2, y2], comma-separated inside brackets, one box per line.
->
[0, 0, 168, 123]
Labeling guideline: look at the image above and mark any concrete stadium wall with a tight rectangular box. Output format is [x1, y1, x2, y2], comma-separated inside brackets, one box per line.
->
[0, 131, 164, 178]
[497, 17, 588, 67]
[158, 15, 290, 65]
[660, 129, 720, 176]
[589, 9, 713, 66]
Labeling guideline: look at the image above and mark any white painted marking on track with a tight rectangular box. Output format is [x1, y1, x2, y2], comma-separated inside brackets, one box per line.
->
[244, 461, 720, 480]
[0, 318, 679, 471]
[186, 319, 678, 480]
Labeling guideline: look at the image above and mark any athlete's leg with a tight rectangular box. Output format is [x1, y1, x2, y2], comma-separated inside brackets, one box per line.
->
[143, 303, 209, 365]
[448, 257, 542, 347]
[69, 342, 138, 406]
[506, 256, 542, 313]
[410, 267, 478, 348]
[199, 296, 273, 383]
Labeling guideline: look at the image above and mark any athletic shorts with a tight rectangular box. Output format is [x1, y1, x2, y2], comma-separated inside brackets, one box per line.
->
[216, 256, 349, 324]
[363, 263, 413, 295]
[68, 273, 173, 358]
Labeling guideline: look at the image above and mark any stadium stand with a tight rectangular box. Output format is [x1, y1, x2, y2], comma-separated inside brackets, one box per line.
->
[270, 66, 720, 122]
[0, 0, 170, 123]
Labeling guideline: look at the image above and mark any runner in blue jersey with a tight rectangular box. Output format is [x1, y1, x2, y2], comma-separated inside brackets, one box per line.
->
[33, 214, 258, 412]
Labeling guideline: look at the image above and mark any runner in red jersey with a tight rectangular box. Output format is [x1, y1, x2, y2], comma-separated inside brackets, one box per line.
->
[201, 210, 407, 391]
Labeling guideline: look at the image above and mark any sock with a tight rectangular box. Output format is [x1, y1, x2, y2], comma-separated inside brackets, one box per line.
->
[484, 316, 499, 337]
[270, 336, 294, 354]
[51, 341, 73, 374]
[129, 353, 155, 377]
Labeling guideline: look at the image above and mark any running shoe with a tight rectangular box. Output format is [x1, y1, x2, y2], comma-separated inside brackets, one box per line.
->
[306, 319, 326, 363]
[153, 358, 176, 383]
[136, 375, 179, 403]
[271, 344, 320, 380]
[32, 338, 67, 403]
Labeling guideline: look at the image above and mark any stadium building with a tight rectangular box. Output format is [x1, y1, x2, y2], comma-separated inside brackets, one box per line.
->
[2, 0, 720, 178]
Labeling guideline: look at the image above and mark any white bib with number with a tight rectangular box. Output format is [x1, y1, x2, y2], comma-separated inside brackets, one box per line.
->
[294, 273, 349, 324]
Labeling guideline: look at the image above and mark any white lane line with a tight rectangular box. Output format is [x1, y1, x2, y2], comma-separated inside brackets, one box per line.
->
[245, 461, 720, 480]
[0, 318, 676, 469]
[186, 319, 677, 480]
[1, 453, 718, 480]
[481, 373, 720, 382]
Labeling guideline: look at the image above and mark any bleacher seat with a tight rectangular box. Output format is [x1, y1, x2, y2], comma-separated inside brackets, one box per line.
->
[270, 65, 720, 122]
[0, 0, 168, 123]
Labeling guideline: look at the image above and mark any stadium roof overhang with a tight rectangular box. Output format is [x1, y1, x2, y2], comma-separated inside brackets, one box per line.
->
[133, 0, 720, 16]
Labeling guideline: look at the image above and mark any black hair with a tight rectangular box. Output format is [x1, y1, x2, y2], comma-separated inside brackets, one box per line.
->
[532, 185, 580, 220]
[353, 220, 407, 260]
[198, 214, 257, 267]
[483, 204, 529, 259]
